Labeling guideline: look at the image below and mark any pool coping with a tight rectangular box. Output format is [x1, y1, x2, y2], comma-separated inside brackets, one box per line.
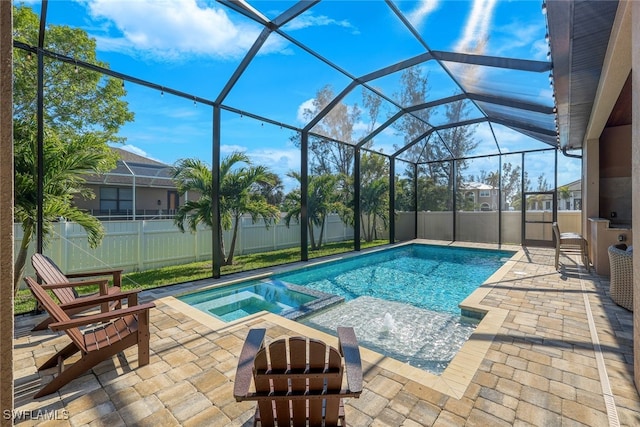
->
[161, 239, 522, 399]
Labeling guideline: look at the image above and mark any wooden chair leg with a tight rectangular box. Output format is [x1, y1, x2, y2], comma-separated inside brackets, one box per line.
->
[35, 351, 104, 398]
[38, 342, 80, 371]
[32, 316, 53, 331]
[137, 311, 151, 366]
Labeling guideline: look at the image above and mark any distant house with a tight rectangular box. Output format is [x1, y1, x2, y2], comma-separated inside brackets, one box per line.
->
[74, 147, 188, 220]
[535, 180, 582, 211]
[557, 179, 582, 210]
[460, 182, 501, 211]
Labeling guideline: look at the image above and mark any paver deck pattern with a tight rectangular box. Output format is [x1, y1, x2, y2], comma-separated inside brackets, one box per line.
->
[12, 244, 640, 426]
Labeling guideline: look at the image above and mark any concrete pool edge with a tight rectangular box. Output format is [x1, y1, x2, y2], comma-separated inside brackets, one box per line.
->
[159, 240, 522, 399]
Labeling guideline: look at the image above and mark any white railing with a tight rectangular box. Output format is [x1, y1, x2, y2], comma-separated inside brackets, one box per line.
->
[15, 210, 581, 279]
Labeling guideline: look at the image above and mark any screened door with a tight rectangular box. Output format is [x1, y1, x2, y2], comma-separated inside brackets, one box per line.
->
[522, 191, 555, 247]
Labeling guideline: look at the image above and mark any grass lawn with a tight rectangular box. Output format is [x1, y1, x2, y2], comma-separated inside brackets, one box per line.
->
[15, 240, 388, 315]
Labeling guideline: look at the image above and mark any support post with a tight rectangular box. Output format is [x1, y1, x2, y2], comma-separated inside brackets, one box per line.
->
[212, 106, 221, 278]
[301, 131, 308, 261]
[354, 148, 361, 251]
[0, 0, 15, 420]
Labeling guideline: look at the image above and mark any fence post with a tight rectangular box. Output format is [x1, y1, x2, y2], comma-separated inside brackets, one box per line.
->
[59, 221, 67, 272]
[138, 221, 144, 271]
[194, 225, 199, 262]
[273, 217, 278, 251]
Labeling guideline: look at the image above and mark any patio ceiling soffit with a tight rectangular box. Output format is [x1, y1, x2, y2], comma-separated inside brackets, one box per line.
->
[547, 0, 619, 150]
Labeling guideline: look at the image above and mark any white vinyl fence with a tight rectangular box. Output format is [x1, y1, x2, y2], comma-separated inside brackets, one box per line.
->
[15, 213, 354, 278]
[15, 210, 581, 281]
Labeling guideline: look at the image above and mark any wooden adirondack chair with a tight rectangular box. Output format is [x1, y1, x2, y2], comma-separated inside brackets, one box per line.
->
[31, 253, 132, 330]
[24, 276, 155, 398]
[234, 328, 363, 427]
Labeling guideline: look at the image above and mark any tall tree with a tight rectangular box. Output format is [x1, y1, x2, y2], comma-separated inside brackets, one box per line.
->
[12, 5, 132, 293]
[255, 172, 285, 207]
[501, 162, 522, 209]
[171, 153, 280, 266]
[392, 67, 432, 165]
[298, 85, 360, 177]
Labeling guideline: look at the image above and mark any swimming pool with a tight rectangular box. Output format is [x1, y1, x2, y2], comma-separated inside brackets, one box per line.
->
[277, 244, 514, 315]
[179, 243, 515, 374]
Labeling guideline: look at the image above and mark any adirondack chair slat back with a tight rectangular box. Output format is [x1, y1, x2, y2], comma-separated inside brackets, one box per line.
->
[253, 336, 344, 427]
[31, 253, 77, 303]
[24, 277, 85, 350]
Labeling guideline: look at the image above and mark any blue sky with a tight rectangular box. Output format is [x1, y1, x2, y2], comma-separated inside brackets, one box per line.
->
[22, 0, 581, 188]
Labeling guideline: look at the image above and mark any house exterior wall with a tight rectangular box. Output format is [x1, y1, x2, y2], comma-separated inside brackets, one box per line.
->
[461, 185, 501, 211]
[599, 125, 632, 224]
[73, 184, 199, 219]
[74, 184, 180, 216]
[583, 0, 638, 394]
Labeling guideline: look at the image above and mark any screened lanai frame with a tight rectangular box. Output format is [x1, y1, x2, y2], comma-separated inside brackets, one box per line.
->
[15, 0, 571, 279]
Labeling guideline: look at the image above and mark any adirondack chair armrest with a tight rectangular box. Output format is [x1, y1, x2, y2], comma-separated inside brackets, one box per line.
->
[58, 288, 141, 310]
[48, 302, 156, 331]
[234, 328, 266, 400]
[66, 269, 123, 287]
[337, 327, 363, 394]
[40, 278, 109, 290]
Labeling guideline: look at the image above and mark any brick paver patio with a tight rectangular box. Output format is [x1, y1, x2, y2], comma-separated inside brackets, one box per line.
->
[12, 244, 640, 426]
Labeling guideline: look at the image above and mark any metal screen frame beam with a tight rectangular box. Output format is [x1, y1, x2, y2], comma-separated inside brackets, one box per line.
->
[432, 51, 552, 72]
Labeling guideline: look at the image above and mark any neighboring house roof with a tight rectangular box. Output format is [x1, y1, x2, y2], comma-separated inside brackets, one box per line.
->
[84, 147, 175, 188]
[558, 179, 581, 191]
[111, 146, 167, 166]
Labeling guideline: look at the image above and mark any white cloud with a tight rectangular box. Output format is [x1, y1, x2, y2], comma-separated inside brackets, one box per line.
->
[494, 22, 548, 60]
[249, 148, 300, 172]
[405, 0, 440, 29]
[84, 0, 266, 60]
[449, 0, 497, 85]
[352, 120, 369, 134]
[283, 11, 357, 33]
[220, 144, 247, 154]
[296, 98, 316, 124]
[219, 145, 299, 170]
[454, 0, 497, 54]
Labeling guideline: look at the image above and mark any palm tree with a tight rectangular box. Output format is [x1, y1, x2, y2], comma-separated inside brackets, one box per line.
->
[282, 172, 340, 250]
[13, 124, 112, 294]
[171, 152, 280, 265]
[360, 153, 389, 242]
[360, 177, 389, 241]
[558, 185, 571, 210]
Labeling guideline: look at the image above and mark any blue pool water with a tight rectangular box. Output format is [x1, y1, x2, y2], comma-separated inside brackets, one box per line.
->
[178, 280, 342, 322]
[179, 244, 515, 374]
[277, 244, 514, 315]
